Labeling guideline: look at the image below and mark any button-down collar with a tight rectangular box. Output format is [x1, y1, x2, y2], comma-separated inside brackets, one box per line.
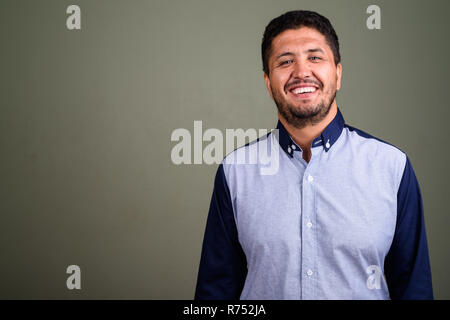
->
[276, 108, 346, 157]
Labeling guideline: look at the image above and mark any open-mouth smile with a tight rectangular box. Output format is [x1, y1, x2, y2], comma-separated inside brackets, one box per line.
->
[287, 84, 319, 99]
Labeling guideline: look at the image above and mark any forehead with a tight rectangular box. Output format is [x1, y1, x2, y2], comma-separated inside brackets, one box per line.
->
[271, 27, 330, 56]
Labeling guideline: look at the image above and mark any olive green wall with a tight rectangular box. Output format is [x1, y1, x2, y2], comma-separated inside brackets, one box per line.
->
[1, 0, 448, 299]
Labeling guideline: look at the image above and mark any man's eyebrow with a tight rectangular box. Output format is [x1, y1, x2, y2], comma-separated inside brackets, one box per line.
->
[305, 48, 325, 54]
[274, 48, 325, 61]
[274, 52, 295, 61]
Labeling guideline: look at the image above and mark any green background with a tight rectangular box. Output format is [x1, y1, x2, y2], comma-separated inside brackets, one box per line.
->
[1, 0, 449, 299]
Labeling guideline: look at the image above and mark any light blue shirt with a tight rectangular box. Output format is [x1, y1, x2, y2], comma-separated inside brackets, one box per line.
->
[195, 108, 433, 300]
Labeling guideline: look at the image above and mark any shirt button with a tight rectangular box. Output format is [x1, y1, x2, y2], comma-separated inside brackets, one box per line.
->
[287, 147, 292, 153]
[307, 175, 314, 182]
[307, 269, 313, 276]
[291, 145, 296, 150]
[325, 141, 331, 149]
[307, 222, 313, 228]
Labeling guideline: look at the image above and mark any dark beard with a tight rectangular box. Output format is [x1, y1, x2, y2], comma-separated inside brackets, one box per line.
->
[274, 90, 336, 129]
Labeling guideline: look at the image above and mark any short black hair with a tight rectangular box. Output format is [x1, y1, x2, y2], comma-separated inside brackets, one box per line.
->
[261, 10, 341, 75]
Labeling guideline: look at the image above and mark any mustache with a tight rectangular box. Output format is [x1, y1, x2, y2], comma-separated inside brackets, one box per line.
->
[285, 79, 323, 92]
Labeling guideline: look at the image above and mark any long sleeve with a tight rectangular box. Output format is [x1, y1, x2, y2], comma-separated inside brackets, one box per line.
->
[384, 156, 433, 299]
[194, 164, 247, 299]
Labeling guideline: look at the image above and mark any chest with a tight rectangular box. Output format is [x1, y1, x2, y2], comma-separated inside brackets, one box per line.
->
[232, 159, 397, 260]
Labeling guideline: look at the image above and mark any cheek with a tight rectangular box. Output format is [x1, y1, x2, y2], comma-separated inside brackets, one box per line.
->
[315, 68, 337, 89]
[271, 72, 290, 91]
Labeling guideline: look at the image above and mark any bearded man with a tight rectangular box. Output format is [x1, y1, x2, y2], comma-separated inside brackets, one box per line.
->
[195, 10, 433, 300]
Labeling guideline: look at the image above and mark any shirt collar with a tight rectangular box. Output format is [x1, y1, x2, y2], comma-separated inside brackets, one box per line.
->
[276, 108, 345, 158]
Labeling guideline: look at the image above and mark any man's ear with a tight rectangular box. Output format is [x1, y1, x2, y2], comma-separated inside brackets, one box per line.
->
[336, 63, 342, 91]
[264, 73, 274, 99]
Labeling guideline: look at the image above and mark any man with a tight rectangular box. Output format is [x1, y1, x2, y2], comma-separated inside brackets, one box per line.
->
[195, 10, 433, 299]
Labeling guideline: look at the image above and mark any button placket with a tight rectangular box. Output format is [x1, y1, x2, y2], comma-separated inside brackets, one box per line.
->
[301, 162, 318, 299]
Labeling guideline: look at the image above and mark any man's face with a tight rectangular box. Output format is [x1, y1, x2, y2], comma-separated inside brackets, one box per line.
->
[264, 27, 342, 128]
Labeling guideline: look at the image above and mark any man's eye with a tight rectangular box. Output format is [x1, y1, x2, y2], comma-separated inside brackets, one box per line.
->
[309, 56, 322, 61]
[280, 60, 293, 66]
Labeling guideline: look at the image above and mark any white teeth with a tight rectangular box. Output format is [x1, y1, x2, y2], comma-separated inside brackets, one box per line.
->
[292, 87, 316, 94]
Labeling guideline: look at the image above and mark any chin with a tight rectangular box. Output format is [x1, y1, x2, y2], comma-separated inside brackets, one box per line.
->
[290, 105, 321, 115]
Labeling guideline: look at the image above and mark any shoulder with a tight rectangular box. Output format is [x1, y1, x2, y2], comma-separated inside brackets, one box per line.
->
[344, 124, 406, 158]
[220, 131, 277, 188]
[342, 124, 408, 186]
[221, 131, 273, 168]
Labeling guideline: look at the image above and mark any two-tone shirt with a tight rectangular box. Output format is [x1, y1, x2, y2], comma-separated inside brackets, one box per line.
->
[195, 108, 433, 299]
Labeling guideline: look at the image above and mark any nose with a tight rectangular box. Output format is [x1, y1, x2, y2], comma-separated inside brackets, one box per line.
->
[292, 60, 312, 79]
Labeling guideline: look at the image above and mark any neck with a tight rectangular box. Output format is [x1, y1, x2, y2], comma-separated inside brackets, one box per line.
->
[279, 103, 337, 156]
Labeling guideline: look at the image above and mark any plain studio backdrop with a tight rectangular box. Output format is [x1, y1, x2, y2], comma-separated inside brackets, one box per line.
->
[0, 0, 449, 299]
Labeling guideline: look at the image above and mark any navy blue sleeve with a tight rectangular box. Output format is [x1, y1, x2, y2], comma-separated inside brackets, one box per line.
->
[384, 156, 433, 299]
[194, 164, 247, 300]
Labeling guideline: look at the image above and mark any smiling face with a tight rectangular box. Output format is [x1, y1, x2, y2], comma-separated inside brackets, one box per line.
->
[264, 27, 342, 128]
